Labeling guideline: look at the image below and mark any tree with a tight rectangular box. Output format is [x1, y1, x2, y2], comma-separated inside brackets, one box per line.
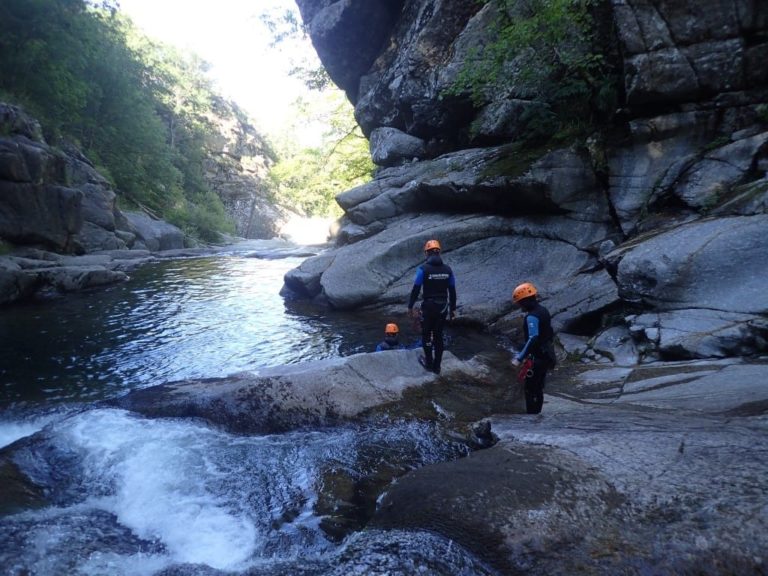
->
[269, 90, 374, 218]
[0, 0, 237, 242]
[260, 5, 374, 217]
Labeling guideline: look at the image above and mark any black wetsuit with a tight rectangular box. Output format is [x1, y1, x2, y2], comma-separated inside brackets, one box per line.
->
[408, 253, 457, 374]
[516, 299, 554, 414]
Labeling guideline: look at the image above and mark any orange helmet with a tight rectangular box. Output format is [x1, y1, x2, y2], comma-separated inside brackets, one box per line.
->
[512, 282, 537, 303]
[424, 239, 441, 252]
[385, 323, 399, 335]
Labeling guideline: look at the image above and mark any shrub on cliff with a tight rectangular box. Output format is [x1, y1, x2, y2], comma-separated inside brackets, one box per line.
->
[449, 0, 619, 142]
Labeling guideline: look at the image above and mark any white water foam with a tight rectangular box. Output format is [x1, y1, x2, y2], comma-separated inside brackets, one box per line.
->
[0, 415, 58, 448]
[57, 409, 260, 571]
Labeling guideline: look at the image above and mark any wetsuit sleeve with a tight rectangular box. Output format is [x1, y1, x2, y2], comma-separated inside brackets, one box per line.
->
[516, 315, 540, 361]
[375, 343, 383, 352]
[448, 270, 456, 311]
[407, 267, 424, 309]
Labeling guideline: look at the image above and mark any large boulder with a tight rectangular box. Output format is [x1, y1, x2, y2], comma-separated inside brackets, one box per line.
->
[613, 215, 768, 314]
[295, 0, 406, 102]
[0, 104, 152, 254]
[284, 211, 617, 329]
[372, 360, 768, 573]
[112, 349, 471, 434]
[337, 144, 613, 231]
[369, 127, 427, 167]
[122, 211, 185, 251]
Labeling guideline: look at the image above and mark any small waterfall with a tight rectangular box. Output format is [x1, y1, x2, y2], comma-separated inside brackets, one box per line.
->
[2, 408, 475, 575]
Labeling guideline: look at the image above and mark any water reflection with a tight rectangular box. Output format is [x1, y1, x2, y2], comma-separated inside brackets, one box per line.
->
[0, 256, 385, 407]
[0, 253, 494, 408]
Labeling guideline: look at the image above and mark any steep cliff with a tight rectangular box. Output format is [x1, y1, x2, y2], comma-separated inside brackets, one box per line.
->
[201, 97, 291, 239]
[286, 0, 768, 362]
[0, 101, 288, 304]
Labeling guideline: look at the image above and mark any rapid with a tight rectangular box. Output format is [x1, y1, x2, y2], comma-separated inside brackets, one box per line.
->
[0, 240, 495, 576]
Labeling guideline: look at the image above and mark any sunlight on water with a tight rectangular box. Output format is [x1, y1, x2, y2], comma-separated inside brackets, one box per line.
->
[0, 252, 390, 405]
[0, 248, 490, 575]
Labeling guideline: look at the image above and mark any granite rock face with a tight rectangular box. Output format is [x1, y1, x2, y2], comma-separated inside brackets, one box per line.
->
[286, 0, 768, 363]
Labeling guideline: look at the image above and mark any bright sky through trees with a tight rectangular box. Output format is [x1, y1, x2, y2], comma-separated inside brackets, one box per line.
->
[118, 0, 316, 136]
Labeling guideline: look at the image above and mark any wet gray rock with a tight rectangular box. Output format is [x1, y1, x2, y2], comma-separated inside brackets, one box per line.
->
[369, 127, 427, 167]
[613, 215, 768, 314]
[286, 1, 768, 366]
[374, 359, 768, 573]
[628, 308, 768, 359]
[122, 211, 185, 252]
[112, 350, 479, 434]
[591, 325, 639, 366]
[0, 249, 154, 304]
[287, 210, 618, 330]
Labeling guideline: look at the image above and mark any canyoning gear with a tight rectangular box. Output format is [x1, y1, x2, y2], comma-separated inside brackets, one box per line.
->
[424, 239, 441, 253]
[512, 282, 537, 303]
[521, 356, 549, 414]
[515, 302, 555, 366]
[376, 338, 405, 351]
[513, 297, 555, 414]
[516, 356, 534, 384]
[408, 254, 456, 312]
[377, 322, 404, 351]
[408, 252, 457, 375]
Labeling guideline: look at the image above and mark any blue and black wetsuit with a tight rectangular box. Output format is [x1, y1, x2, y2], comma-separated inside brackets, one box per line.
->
[408, 253, 457, 374]
[515, 299, 554, 414]
[375, 338, 405, 352]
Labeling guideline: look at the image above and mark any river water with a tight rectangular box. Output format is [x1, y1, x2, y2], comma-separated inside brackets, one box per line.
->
[0, 241, 496, 576]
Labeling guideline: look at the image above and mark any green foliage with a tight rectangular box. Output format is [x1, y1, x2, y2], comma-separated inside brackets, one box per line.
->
[449, 0, 617, 142]
[0, 0, 236, 243]
[269, 91, 374, 218]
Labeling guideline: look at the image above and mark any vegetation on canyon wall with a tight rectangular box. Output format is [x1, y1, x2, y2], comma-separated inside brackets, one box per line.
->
[0, 0, 373, 240]
[269, 91, 375, 218]
[260, 7, 375, 218]
[449, 0, 618, 143]
[0, 0, 238, 242]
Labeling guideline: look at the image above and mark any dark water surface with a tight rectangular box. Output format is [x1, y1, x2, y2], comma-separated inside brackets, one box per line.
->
[1, 252, 391, 407]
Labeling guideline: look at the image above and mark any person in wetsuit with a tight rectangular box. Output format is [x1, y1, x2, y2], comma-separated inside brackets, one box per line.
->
[375, 323, 405, 351]
[407, 239, 457, 374]
[511, 282, 555, 414]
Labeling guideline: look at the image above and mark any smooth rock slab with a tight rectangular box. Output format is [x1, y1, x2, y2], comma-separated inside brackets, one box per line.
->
[113, 350, 473, 434]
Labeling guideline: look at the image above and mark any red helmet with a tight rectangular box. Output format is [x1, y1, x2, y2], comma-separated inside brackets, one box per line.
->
[512, 282, 537, 303]
[424, 239, 441, 253]
[385, 323, 399, 335]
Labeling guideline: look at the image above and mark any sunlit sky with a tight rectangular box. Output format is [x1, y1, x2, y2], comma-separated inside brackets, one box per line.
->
[118, 0, 316, 136]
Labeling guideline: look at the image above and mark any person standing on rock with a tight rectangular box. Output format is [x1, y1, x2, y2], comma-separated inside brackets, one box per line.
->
[511, 282, 555, 414]
[407, 239, 457, 374]
[376, 323, 406, 351]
